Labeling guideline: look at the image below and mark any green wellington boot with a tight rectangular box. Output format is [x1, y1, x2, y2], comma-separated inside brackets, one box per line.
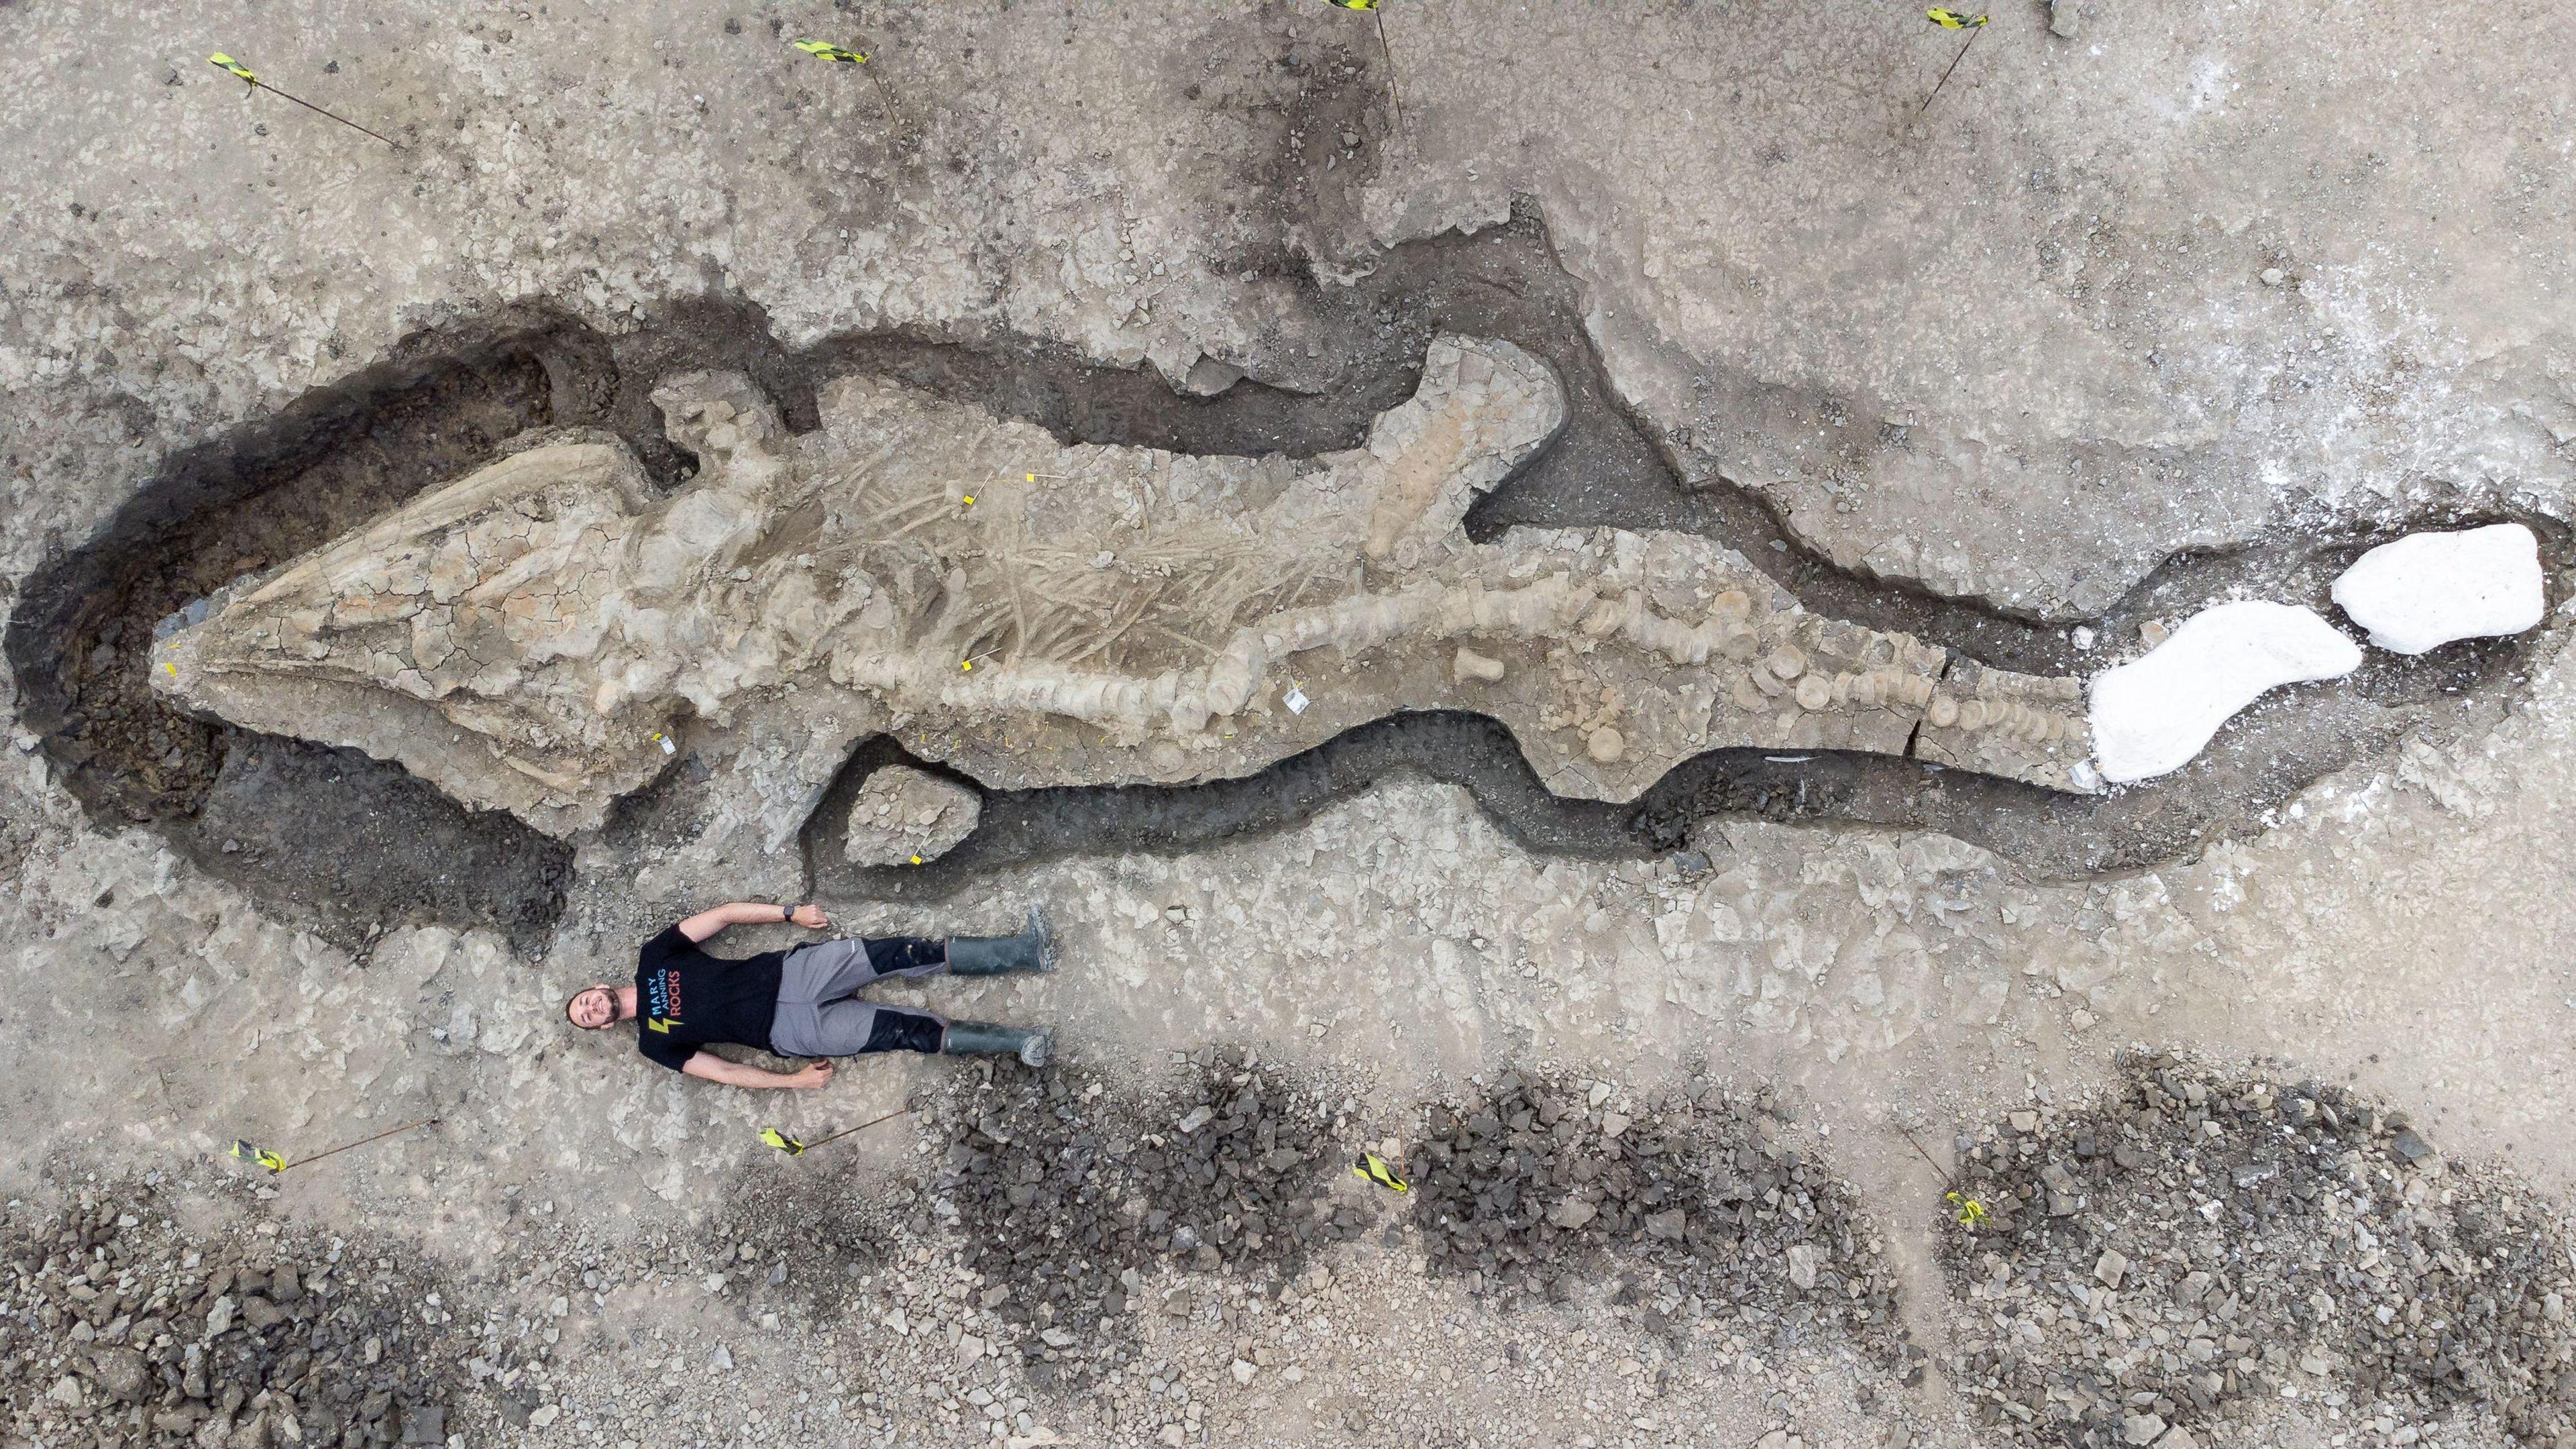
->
[940, 1020, 1053, 1067]
[945, 908, 1055, 976]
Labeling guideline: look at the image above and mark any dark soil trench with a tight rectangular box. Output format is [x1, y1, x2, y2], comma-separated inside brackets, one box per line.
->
[5, 209, 2557, 943]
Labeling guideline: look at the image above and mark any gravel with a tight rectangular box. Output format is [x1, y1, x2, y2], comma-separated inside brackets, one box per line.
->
[0, 1180, 490, 1448]
[1407, 1072, 1910, 1366]
[1939, 1051, 2576, 1447]
[925, 1048, 1375, 1393]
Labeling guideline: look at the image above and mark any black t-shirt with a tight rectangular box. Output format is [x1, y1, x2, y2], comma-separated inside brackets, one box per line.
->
[633, 926, 787, 1073]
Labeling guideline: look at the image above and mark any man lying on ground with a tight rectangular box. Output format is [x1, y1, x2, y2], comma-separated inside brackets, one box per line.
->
[563, 901, 1053, 1088]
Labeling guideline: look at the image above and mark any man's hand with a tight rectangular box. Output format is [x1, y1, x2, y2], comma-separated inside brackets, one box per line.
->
[680, 1054, 837, 1090]
[789, 903, 829, 929]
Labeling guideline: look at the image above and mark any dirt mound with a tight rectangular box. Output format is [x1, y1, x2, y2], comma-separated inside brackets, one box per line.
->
[0, 1179, 519, 1449]
[926, 1049, 1384, 1392]
[704, 1151, 901, 1326]
[1408, 1073, 1909, 1363]
[1939, 1051, 2576, 1447]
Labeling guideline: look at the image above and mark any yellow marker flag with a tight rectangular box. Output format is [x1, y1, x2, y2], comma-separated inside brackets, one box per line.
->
[759, 1128, 808, 1156]
[1328, 0, 1382, 9]
[790, 40, 869, 64]
[1926, 7, 1988, 27]
[1352, 1152, 1409, 1193]
[205, 48, 403, 146]
[229, 1140, 286, 1173]
[1945, 1191, 1988, 1227]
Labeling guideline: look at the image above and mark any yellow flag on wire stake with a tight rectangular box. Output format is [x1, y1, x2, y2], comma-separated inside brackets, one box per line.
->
[790, 40, 869, 64]
[788, 38, 898, 110]
[1352, 1152, 1410, 1193]
[225, 1118, 435, 1176]
[205, 51, 403, 147]
[759, 1108, 912, 1160]
[1915, 10, 1990, 119]
[1323, 0, 1403, 136]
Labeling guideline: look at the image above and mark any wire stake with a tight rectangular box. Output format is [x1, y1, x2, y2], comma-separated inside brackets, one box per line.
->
[209, 54, 403, 148]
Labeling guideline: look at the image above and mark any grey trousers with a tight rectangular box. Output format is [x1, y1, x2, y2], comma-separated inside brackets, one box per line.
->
[767, 937, 949, 1057]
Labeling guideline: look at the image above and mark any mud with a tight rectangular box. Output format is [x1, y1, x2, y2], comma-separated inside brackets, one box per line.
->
[9, 211, 2561, 943]
[191, 735, 572, 953]
[806, 691, 2421, 898]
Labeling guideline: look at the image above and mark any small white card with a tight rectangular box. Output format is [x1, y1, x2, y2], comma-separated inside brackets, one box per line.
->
[1283, 686, 1310, 715]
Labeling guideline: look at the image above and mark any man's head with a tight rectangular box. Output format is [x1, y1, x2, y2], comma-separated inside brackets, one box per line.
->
[565, 985, 622, 1030]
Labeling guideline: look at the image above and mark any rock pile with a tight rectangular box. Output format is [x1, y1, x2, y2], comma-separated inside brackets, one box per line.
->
[0, 1182, 488, 1449]
[929, 1049, 1375, 1392]
[1939, 1052, 2576, 1448]
[1406, 1073, 1908, 1361]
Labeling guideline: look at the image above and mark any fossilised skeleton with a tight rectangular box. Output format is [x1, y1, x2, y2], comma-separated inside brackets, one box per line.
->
[153, 336, 2096, 840]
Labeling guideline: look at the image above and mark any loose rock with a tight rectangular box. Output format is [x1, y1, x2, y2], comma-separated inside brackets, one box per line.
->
[1939, 1053, 2576, 1447]
[842, 765, 981, 866]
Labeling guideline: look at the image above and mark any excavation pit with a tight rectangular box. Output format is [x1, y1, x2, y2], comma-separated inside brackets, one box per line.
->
[9, 216, 2561, 943]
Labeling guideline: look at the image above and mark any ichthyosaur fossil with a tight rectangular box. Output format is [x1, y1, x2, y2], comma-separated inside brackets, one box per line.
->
[152, 335, 2096, 842]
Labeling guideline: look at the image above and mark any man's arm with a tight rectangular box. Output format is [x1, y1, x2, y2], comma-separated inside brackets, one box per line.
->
[673, 901, 829, 943]
[678, 1054, 835, 1090]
